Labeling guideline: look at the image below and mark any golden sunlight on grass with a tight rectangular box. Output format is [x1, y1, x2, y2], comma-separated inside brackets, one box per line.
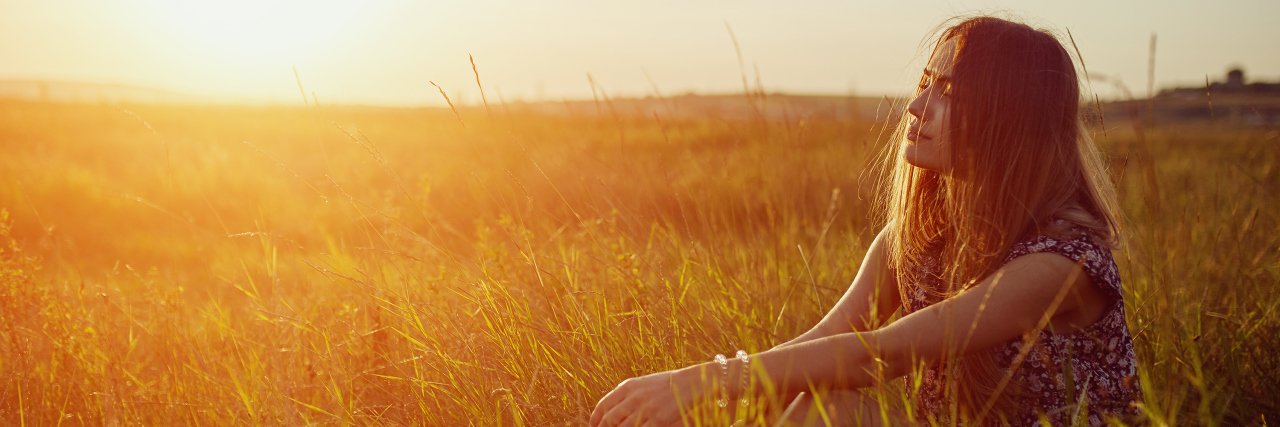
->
[0, 93, 1276, 424]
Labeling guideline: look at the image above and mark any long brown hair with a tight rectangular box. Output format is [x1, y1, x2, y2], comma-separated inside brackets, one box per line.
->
[878, 16, 1122, 420]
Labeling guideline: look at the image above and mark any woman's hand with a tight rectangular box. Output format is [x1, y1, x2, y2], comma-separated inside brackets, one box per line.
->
[589, 367, 702, 427]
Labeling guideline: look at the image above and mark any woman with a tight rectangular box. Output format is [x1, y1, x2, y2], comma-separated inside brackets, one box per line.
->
[589, 16, 1142, 426]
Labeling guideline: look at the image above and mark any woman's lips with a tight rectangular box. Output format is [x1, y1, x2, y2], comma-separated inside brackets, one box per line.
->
[907, 127, 927, 142]
[907, 120, 930, 142]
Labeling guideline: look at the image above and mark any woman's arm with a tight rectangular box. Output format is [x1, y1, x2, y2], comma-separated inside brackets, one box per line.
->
[589, 251, 1100, 427]
[728, 252, 1094, 394]
[776, 226, 901, 348]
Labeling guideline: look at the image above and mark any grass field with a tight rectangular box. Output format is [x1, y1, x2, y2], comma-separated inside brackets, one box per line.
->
[0, 95, 1276, 425]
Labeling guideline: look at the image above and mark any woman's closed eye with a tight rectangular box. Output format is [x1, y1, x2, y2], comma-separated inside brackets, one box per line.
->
[919, 77, 951, 96]
[918, 77, 932, 92]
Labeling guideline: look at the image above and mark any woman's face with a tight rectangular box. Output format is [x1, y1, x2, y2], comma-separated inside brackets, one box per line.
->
[904, 38, 957, 173]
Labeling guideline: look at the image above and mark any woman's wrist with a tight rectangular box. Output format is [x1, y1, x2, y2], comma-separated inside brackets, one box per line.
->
[671, 361, 732, 402]
[674, 357, 754, 403]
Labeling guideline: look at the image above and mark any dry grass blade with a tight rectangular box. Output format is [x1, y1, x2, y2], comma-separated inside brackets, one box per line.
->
[431, 80, 466, 129]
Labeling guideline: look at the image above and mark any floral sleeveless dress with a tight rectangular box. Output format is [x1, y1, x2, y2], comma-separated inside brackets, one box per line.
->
[901, 233, 1142, 426]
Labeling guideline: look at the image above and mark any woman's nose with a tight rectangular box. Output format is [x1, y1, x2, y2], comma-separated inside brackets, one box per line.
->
[907, 91, 927, 121]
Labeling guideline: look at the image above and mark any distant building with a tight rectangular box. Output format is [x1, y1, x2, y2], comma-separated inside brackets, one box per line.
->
[1226, 69, 1244, 86]
[1159, 68, 1280, 98]
[1137, 68, 1280, 126]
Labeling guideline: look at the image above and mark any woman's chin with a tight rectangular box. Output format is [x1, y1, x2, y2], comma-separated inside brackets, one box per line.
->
[903, 145, 926, 168]
[903, 148, 945, 172]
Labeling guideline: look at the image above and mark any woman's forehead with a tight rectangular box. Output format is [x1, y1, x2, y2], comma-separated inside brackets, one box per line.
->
[927, 38, 958, 77]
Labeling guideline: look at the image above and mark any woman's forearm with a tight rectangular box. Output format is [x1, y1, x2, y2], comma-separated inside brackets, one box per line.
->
[761, 332, 882, 394]
[679, 331, 885, 400]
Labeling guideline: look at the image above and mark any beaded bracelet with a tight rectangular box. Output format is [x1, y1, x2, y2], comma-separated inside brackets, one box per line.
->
[736, 350, 750, 406]
[714, 354, 729, 407]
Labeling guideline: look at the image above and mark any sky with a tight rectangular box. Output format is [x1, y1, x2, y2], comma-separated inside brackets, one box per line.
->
[1, 0, 1276, 106]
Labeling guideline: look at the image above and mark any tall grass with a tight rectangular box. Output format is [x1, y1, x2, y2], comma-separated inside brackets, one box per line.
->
[0, 97, 1276, 425]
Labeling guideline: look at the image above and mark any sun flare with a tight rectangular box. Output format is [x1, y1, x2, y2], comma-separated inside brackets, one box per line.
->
[149, 0, 365, 63]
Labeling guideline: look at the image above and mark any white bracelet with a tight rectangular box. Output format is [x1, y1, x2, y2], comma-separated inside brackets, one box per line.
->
[714, 354, 729, 407]
[736, 350, 750, 406]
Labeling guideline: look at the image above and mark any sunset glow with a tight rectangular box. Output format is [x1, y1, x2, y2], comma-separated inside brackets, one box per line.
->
[1, 0, 1277, 105]
[1, 0, 1277, 424]
[0, 0, 1276, 105]
[148, 1, 368, 63]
